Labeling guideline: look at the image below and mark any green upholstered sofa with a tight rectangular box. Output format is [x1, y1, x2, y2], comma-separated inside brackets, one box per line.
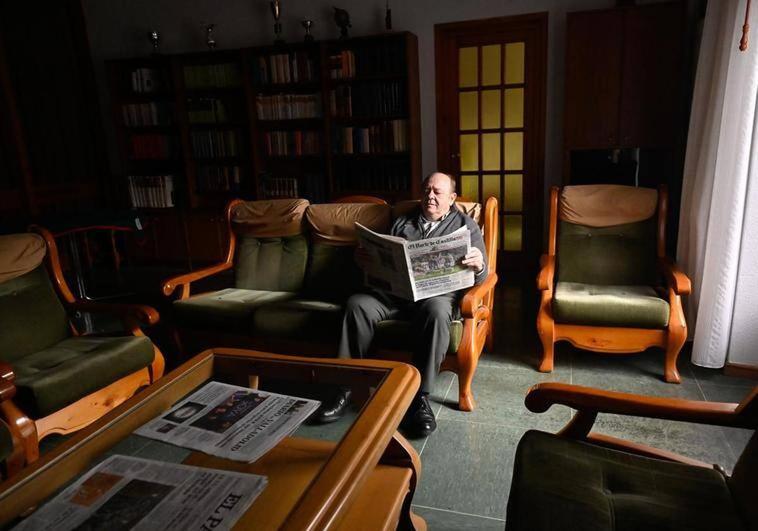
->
[537, 185, 691, 383]
[0, 229, 165, 466]
[506, 383, 757, 531]
[162, 196, 499, 411]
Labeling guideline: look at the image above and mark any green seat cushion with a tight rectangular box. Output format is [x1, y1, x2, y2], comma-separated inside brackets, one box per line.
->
[173, 289, 297, 332]
[253, 298, 344, 342]
[235, 235, 308, 292]
[506, 430, 745, 531]
[553, 282, 669, 328]
[557, 219, 658, 286]
[13, 336, 155, 418]
[0, 419, 13, 466]
[0, 266, 70, 363]
[373, 319, 463, 355]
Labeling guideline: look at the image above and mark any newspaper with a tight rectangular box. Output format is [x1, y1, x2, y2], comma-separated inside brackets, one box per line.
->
[355, 223, 475, 302]
[13, 455, 266, 531]
[135, 381, 320, 463]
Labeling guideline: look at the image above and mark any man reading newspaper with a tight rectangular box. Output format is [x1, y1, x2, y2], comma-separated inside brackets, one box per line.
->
[314, 172, 487, 438]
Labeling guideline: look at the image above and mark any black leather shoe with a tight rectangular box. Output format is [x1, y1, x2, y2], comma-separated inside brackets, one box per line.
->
[401, 394, 437, 438]
[311, 388, 352, 424]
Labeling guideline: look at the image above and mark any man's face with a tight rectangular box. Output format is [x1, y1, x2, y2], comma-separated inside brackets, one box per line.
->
[421, 173, 457, 221]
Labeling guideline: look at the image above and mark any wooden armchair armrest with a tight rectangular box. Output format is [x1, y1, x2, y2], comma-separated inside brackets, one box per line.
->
[0, 361, 13, 383]
[460, 273, 497, 319]
[525, 382, 752, 428]
[68, 301, 160, 327]
[659, 258, 691, 295]
[537, 254, 555, 291]
[0, 377, 16, 402]
[162, 261, 233, 297]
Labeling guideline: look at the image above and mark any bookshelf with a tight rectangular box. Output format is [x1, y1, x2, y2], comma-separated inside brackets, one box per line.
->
[107, 32, 420, 264]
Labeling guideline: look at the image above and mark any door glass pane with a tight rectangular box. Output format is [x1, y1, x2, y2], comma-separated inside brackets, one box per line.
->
[503, 214, 522, 251]
[459, 92, 478, 130]
[482, 174, 500, 204]
[504, 88, 524, 128]
[481, 90, 501, 130]
[505, 42, 525, 84]
[481, 45, 501, 86]
[504, 174, 523, 212]
[504, 132, 523, 170]
[481, 133, 500, 171]
[461, 174, 479, 202]
[459, 47, 478, 88]
[460, 134, 478, 171]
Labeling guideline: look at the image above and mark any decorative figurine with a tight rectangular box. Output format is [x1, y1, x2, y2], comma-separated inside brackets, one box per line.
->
[385, 0, 392, 31]
[333, 7, 351, 39]
[270, 0, 284, 44]
[205, 24, 217, 49]
[301, 19, 314, 42]
[148, 30, 160, 54]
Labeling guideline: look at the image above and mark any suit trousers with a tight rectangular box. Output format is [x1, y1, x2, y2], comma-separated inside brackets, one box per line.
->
[338, 290, 458, 394]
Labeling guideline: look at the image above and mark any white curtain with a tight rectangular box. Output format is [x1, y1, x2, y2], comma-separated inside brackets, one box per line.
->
[677, 0, 758, 368]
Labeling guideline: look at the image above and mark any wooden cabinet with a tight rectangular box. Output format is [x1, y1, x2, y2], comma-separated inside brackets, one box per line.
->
[564, 2, 685, 151]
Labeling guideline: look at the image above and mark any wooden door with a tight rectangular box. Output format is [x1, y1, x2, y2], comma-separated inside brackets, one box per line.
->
[436, 14, 547, 276]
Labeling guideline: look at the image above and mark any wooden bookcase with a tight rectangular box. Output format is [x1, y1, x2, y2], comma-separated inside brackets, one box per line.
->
[107, 32, 421, 265]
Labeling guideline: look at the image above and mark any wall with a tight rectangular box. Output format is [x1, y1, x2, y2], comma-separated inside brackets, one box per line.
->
[81, 0, 618, 201]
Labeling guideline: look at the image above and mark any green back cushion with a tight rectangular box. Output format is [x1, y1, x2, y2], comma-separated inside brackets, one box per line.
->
[728, 431, 757, 529]
[235, 235, 308, 292]
[0, 266, 69, 363]
[303, 243, 363, 302]
[557, 219, 658, 285]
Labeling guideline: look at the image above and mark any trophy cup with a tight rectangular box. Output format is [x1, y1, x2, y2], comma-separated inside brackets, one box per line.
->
[148, 30, 160, 54]
[205, 24, 217, 50]
[301, 20, 314, 42]
[270, 0, 284, 45]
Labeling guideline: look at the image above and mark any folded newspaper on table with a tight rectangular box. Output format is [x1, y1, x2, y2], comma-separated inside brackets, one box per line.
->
[14, 455, 266, 531]
[135, 381, 320, 463]
[355, 222, 474, 302]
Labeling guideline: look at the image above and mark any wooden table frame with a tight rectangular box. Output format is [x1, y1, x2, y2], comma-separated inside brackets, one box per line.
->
[0, 349, 427, 530]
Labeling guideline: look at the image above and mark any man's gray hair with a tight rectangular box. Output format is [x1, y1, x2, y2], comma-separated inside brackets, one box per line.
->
[422, 172, 457, 194]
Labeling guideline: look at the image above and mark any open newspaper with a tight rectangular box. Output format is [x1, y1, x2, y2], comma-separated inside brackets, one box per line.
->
[135, 381, 320, 463]
[14, 455, 266, 531]
[355, 222, 474, 302]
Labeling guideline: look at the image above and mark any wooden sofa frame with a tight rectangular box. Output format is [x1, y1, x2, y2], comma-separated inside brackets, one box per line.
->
[163, 197, 499, 411]
[0, 227, 165, 466]
[536, 185, 691, 383]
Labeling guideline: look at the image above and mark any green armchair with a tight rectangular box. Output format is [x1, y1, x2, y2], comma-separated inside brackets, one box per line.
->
[0, 229, 165, 465]
[507, 383, 757, 531]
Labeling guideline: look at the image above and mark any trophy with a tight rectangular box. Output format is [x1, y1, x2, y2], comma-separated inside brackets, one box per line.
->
[270, 0, 284, 44]
[205, 24, 217, 49]
[148, 30, 160, 54]
[301, 19, 314, 42]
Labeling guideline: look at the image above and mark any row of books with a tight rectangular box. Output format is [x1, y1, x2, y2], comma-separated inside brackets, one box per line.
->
[187, 97, 230, 123]
[190, 130, 239, 158]
[127, 174, 175, 208]
[129, 67, 170, 93]
[329, 42, 405, 78]
[329, 82, 406, 117]
[129, 134, 173, 160]
[255, 94, 321, 120]
[183, 63, 242, 89]
[260, 173, 326, 202]
[122, 102, 172, 127]
[332, 120, 408, 154]
[264, 130, 321, 156]
[252, 52, 318, 85]
[196, 165, 241, 192]
[333, 159, 410, 193]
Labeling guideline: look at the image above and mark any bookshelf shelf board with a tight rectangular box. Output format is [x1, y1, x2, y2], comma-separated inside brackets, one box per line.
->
[184, 87, 244, 96]
[124, 125, 176, 133]
[193, 156, 245, 163]
[256, 118, 324, 129]
[119, 93, 175, 103]
[331, 115, 409, 124]
[329, 73, 407, 84]
[188, 122, 246, 129]
[253, 82, 322, 93]
[266, 154, 324, 161]
[332, 152, 410, 159]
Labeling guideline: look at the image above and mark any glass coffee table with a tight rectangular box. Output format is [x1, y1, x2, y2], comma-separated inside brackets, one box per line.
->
[0, 348, 426, 530]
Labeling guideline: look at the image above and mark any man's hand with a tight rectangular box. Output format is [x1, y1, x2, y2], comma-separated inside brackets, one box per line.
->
[354, 246, 371, 270]
[462, 247, 484, 273]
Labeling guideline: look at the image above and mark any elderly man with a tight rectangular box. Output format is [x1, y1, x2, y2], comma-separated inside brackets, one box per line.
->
[316, 172, 488, 437]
